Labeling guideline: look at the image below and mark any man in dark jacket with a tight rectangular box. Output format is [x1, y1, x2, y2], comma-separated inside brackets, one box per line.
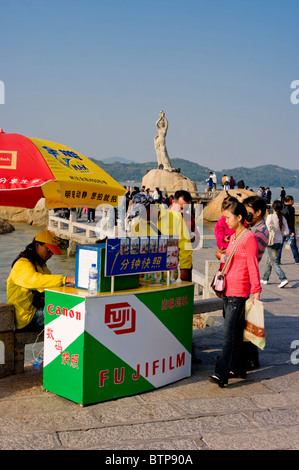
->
[280, 187, 286, 204]
[277, 195, 299, 263]
[265, 187, 272, 204]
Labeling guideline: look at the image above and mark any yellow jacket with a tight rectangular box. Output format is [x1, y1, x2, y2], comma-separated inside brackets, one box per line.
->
[7, 258, 66, 329]
[130, 206, 192, 270]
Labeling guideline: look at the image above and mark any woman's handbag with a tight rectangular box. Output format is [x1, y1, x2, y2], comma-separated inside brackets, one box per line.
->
[211, 230, 247, 297]
[243, 298, 265, 350]
[267, 214, 275, 246]
[211, 271, 226, 297]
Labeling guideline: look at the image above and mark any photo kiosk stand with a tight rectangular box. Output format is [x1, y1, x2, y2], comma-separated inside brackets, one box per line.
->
[43, 236, 194, 406]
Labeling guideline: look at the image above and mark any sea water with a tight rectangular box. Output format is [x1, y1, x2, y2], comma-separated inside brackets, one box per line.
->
[0, 223, 76, 303]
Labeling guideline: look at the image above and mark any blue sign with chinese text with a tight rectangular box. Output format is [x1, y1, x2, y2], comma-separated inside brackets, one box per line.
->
[105, 236, 179, 276]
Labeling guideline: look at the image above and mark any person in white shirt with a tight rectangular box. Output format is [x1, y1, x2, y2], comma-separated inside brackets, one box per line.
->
[261, 200, 289, 288]
[212, 172, 217, 190]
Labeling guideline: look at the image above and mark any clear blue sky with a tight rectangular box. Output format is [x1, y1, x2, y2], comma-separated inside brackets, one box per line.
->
[1, 0, 299, 170]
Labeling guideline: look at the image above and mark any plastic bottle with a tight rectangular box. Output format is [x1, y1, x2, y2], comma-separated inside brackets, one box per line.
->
[88, 263, 98, 295]
[33, 356, 43, 369]
[287, 236, 294, 246]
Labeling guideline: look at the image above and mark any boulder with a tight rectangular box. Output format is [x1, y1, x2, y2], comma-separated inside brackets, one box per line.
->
[0, 198, 49, 226]
[203, 189, 256, 221]
[0, 206, 29, 223]
[142, 169, 197, 195]
[27, 199, 49, 226]
[0, 219, 15, 234]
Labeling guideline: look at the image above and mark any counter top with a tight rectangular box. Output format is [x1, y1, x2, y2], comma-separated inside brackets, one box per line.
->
[46, 280, 194, 298]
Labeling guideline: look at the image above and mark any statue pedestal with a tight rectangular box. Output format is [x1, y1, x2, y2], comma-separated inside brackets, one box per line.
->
[142, 169, 197, 194]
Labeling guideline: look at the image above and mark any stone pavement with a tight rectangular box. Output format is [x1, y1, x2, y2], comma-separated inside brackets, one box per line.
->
[0, 247, 298, 451]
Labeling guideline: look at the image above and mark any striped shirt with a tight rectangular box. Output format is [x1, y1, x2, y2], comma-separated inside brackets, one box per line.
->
[250, 219, 269, 263]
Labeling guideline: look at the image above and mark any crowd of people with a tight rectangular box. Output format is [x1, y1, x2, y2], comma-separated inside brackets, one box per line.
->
[210, 192, 298, 388]
[206, 173, 289, 209]
[206, 171, 248, 192]
[124, 185, 174, 208]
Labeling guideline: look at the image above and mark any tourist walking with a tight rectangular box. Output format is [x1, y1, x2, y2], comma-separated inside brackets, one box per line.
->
[210, 200, 261, 387]
[212, 171, 217, 190]
[256, 186, 266, 200]
[280, 187, 286, 204]
[221, 174, 230, 190]
[161, 191, 170, 207]
[261, 200, 289, 288]
[206, 177, 213, 192]
[87, 208, 95, 223]
[243, 196, 269, 263]
[152, 187, 162, 203]
[265, 187, 272, 204]
[277, 195, 299, 264]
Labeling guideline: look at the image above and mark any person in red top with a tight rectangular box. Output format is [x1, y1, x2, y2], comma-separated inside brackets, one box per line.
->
[210, 200, 261, 388]
[214, 196, 237, 270]
[214, 214, 236, 251]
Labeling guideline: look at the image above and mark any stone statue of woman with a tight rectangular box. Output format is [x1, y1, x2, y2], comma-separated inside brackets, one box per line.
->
[154, 111, 172, 170]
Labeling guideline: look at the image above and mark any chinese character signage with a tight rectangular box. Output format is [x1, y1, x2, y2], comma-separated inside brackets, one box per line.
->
[105, 236, 179, 277]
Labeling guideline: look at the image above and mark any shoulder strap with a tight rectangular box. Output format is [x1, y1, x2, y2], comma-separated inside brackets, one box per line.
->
[148, 221, 162, 236]
[221, 229, 247, 274]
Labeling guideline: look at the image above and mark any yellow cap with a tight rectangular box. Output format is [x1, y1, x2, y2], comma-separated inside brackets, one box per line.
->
[35, 230, 62, 255]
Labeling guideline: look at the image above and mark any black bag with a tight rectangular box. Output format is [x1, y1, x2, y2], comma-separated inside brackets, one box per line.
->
[32, 290, 45, 309]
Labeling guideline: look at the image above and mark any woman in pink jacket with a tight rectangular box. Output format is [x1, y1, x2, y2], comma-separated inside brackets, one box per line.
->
[210, 200, 261, 388]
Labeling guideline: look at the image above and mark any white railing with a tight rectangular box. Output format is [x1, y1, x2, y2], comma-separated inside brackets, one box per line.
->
[192, 260, 220, 299]
[48, 211, 104, 243]
[48, 210, 217, 246]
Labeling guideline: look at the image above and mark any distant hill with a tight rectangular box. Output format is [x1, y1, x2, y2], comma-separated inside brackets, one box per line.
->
[101, 156, 135, 164]
[219, 165, 299, 188]
[91, 157, 299, 188]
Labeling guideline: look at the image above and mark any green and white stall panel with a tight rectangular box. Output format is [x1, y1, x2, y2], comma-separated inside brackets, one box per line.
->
[43, 284, 194, 406]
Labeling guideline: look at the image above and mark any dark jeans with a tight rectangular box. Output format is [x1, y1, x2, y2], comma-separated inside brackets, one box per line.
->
[215, 296, 247, 381]
[277, 230, 299, 263]
[87, 208, 95, 221]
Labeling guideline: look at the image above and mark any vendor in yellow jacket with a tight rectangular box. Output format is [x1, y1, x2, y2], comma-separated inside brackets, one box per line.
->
[127, 193, 193, 281]
[7, 230, 75, 331]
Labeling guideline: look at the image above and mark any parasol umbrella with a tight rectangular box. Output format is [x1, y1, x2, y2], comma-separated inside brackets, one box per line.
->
[0, 129, 126, 209]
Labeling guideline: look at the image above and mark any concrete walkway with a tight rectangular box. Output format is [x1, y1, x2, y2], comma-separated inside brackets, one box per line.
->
[0, 246, 298, 450]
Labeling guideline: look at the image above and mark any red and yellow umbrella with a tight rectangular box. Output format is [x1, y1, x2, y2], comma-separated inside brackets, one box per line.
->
[0, 129, 125, 209]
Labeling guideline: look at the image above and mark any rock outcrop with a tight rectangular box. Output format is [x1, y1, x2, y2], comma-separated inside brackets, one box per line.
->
[0, 198, 49, 226]
[203, 189, 256, 221]
[0, 219, 15, 234]
[142, 169, 197, 195]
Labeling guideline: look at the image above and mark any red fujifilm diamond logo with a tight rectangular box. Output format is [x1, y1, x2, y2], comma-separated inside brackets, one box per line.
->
[105, 302, 136, 335]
